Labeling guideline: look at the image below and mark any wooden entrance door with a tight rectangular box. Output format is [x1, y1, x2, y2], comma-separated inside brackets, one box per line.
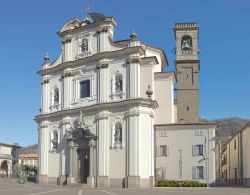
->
[78, 149, 89, 183]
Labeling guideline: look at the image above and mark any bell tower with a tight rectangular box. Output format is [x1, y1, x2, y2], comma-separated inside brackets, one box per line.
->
[174, 23, 200, 123]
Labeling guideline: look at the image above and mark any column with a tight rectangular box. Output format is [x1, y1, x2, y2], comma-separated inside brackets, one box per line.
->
[126, 109, 140, 188]
[59, 118, 70, 185]
[87, 140, 96, 187]
[38, 121, 49, 184]
[62, 69, 72, 109]
[96, 111, 109, 187]
[41, 76, 50, 113]
[68, 141, 76, 183]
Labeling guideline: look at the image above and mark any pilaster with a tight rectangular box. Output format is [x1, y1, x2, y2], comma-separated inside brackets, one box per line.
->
[68, 141, 77, 183]
[62, 36, 72, 62]
[127, 55, 141, 98]
[59, 117, 71, 185]
[38, 121, 49, 184]
[87, 139, 96, 187]
[97, 25, 109, 52]
[97, 59, 109, 103]
[62, 69, 72, 109]
[41, 76, 50, 113]
[96, 111, 109, 187]
[126, 109, 140, 180]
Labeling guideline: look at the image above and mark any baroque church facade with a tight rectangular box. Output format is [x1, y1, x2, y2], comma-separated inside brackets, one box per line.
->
[36, 13, 216, 188]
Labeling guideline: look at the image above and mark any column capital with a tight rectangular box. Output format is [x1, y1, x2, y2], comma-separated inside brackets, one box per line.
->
[41, 78, 50, 85]
[61, 71, 72, 78]
[62, 36, 72, 44]
[97, 25, 109, 33]
[127, 56, 141, 64]
[89, 139, 96, 147]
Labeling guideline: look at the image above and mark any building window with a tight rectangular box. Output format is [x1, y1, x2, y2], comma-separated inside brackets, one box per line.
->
[80, 80, 90, 99]
[195, 129, 203, 136]
[192, 166, 206, 179]
[234, 139, 237, 150]
[192, 145, 204, 156]
[160, 145, 169, 156]
[81, 38, 88, 53]
[160, 131, 167, 137]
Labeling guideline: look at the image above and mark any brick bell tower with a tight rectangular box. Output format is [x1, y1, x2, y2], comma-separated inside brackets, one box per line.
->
[174, 23, 200, 123]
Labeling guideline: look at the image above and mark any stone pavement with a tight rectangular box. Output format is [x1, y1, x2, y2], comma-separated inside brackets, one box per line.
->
[0, 178, 250, 195]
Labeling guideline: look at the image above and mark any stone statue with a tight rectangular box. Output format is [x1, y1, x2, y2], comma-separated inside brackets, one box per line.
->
[114, 124, 122, 146]
[115, 77, 122, 92]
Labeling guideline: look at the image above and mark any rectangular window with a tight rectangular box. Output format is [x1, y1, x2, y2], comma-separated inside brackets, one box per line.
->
[80, 80, 90, 98]
[192, 166, 206, 179]
[192, 145, 204, 156]
[195, 129, 203, 136]
[160, 145, 168, 156]
[160, 131, 167, 137]
[234, 139, 237, 150]
[197, 166, 204, 179]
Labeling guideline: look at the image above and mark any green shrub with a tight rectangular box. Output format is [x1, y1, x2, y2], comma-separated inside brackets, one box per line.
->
[156, 180, 207, 187]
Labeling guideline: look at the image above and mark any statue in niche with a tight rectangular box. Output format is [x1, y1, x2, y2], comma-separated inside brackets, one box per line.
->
[53, 87, 59, 104]
[115, 75, 122, 92]
[51, 131, 58, 149]
[81, 38, 88, 53]
[114, 123, 122, 146]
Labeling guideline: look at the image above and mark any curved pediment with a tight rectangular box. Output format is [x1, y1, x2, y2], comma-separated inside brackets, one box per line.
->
[59, 18, 81, 34]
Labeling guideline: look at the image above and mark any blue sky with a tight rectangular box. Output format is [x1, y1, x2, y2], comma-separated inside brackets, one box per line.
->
[0, 0, 249, 146]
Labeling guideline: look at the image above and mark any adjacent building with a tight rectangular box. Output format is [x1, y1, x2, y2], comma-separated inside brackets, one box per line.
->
[216, 123, 250, 187]
[36, 12, 216, 187]
[0, 142, 21, 177]
[19, 153, 38, 168]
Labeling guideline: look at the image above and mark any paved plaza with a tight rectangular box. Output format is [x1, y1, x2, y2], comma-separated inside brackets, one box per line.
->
[0, 178, 250, 195]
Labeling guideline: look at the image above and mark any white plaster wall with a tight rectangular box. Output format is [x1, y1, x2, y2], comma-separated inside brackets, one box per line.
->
[48, 153, 60, 177]
[155, 125, 216, 184]
[140, 65, 153, 99]
[0, 146, 11, 155]
[154, 78, 174, 124]
[145, 50, 162, 72]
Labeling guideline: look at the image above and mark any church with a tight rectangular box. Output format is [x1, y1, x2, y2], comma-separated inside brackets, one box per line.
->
[36, 13, 216, 188]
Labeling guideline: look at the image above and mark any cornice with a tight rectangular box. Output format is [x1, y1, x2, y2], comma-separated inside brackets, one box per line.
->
[38, 46, 145, 76]
[35, 98, 158, 123]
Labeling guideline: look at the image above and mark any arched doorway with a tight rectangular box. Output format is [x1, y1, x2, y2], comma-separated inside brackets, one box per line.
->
[0, 160, 9, 177]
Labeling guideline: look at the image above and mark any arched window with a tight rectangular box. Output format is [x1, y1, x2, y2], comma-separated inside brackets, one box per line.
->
[81, 38, 88, 53]
[51, 130, 58, 149]
[53, 87, 59, 104]
[181, 35, 192, 51]
[114, 123, 122, 147]
[115, 74, 123, 93]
